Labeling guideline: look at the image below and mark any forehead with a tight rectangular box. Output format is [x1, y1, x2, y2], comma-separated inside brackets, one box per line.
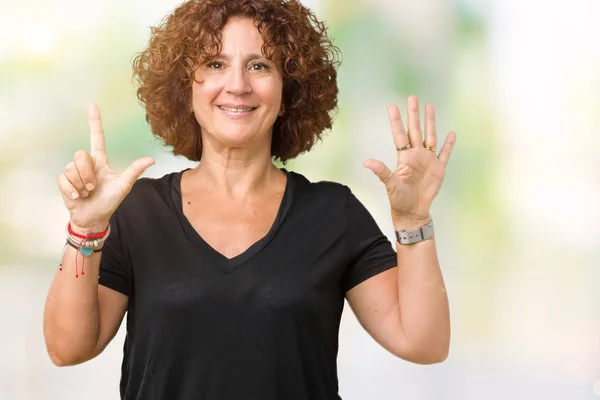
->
[220, 16, 265, 51]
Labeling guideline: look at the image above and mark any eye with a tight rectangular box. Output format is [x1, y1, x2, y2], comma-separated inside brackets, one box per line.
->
[207, 61, 224, 70]
[250, 63, 269, 71]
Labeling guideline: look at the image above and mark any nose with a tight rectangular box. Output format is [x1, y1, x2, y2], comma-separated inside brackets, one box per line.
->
[225, 65, 252, 96]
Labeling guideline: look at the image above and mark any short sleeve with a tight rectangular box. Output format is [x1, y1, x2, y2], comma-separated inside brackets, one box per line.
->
[341, 187, 397, 292]
[98, 209, 131, 296]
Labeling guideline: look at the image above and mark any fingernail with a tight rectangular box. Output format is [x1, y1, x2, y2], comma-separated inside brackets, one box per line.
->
[86, 183, 95, 191]
[71, 192, 78, 199]
[81, 190, 89, 197]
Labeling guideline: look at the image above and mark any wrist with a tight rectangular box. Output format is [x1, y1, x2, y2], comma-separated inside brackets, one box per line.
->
[394, 217, 435, 245]
[66, 222, 111, 252]
[68, 221, 110, 235]
[391, 213, 431, 231]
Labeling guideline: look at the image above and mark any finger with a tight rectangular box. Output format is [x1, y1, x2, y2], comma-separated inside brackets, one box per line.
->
[73, 150, 96, 192]
[88, 103, 108, 164]
[437, 131, 457, 167]
[407, 95, 423, 148]
[64, 161, 88, 197]
[424, 104, 437, 150]
[120, 157, 155, 188]
[363, 159, 393, 183]
[387, 104, 410, 151]
[57, 173, 80, 200]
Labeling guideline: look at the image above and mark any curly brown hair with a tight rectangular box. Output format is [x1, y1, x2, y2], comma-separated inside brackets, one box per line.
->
[132, 0, 340, 162]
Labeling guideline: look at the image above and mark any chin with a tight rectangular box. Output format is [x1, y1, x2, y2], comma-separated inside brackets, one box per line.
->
[215, 127, 267, 147]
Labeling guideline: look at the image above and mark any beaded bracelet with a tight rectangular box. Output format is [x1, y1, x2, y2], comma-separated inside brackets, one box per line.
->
[66, 233, 108, 249]
[61, 223, 111, 278]
[65, 237, 103, 255]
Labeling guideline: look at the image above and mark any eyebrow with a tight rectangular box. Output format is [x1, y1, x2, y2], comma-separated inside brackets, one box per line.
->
[214, 53, 272, 63]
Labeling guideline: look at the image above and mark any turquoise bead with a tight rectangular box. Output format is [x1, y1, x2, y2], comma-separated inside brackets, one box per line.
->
[79, 247, 93, 256]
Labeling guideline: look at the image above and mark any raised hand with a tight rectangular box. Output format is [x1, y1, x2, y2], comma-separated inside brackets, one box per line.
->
[363, 95, 456, 228]
[57, 104, 155, 232]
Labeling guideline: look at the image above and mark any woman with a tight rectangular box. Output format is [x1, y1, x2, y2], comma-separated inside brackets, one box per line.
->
[43, 0, 456, 399]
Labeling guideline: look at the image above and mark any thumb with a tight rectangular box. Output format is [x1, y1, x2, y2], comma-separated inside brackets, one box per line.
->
[363, 159, 393, 183]
[121, 156, 155, 187]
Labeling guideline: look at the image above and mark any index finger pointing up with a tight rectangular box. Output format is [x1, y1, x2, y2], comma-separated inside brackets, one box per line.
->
[88, 103, 108, 163]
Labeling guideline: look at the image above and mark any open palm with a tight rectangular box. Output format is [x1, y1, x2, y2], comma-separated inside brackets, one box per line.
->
[364, 95, 456, 226]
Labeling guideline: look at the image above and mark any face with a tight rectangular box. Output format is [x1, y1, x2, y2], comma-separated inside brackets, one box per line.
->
[191, 17, 283, 150]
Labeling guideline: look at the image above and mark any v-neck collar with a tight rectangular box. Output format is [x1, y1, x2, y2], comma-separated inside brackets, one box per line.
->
[171, 168, 295, 274]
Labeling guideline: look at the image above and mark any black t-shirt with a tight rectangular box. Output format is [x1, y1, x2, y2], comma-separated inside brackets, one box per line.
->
[99, 168, 397, 400]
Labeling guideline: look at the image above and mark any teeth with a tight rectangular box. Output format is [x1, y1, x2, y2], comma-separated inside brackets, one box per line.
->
[219, 106, 254, 112]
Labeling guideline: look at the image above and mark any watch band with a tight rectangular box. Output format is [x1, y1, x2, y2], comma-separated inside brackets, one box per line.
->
[395, 219, 434, 245]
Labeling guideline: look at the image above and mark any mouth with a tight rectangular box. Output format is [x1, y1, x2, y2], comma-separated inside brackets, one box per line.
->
[217, 105, 257, 113]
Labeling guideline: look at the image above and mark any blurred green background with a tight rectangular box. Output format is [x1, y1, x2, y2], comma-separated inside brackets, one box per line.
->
[1, 0, 599, 398]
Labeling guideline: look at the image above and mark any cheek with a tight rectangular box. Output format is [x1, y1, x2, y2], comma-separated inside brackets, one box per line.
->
[192, 78, 221, 105]
[256, 80, 283, 110]
[191, 83, 216, 127]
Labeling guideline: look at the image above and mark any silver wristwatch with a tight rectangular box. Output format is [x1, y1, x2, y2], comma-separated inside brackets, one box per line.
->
[395, 219, 434, 245]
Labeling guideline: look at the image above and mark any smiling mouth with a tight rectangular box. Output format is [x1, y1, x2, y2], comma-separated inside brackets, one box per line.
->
[218, 106, 257, 113]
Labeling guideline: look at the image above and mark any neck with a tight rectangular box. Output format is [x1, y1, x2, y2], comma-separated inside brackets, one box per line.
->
[190, 137, 281, 199]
